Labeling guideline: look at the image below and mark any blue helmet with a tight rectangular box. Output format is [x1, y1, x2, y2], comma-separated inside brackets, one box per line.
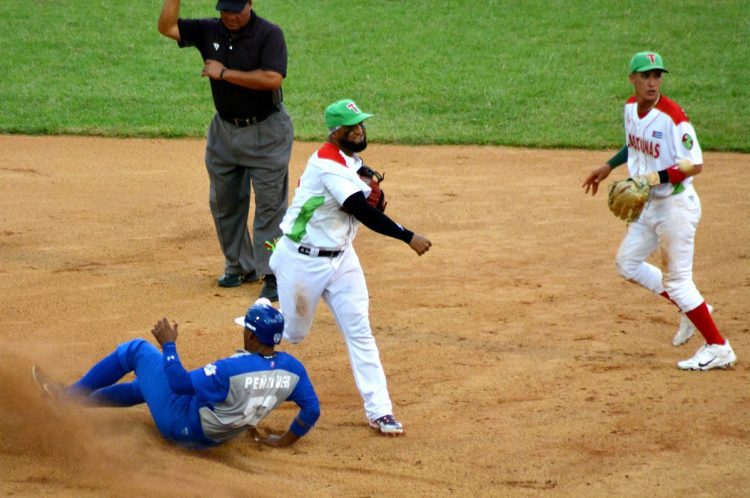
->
[234, 299, 284, 346]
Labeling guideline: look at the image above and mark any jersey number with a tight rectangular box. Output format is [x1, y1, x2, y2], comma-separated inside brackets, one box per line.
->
[240, 395, 279, 426]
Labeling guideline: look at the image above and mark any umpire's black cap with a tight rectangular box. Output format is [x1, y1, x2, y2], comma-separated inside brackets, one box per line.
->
[216, 0, 248, 12]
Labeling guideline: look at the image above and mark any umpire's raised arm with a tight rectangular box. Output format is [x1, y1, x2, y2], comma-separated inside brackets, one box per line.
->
[157, 0, 181, 41]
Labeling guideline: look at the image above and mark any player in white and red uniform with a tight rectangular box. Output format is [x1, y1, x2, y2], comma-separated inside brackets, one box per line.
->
[269, 99, 432, 434]
[582, 51, 736, 370]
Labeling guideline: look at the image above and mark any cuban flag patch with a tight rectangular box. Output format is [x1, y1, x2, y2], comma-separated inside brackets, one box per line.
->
[652, 131, 663, 139]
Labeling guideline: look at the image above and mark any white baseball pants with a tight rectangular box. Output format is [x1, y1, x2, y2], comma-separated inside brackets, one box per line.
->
[615, 186, 704, 312]
[270, 236, 393, 421]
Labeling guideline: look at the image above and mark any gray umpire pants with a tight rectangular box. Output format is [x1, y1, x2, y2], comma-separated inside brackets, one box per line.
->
[204, 107, 293, 277]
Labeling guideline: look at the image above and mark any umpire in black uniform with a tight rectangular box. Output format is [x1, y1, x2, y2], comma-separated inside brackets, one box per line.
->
[158, 0, 292, 301]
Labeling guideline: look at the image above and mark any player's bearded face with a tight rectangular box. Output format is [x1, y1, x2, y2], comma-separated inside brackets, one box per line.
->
[341, 124, 367, 152]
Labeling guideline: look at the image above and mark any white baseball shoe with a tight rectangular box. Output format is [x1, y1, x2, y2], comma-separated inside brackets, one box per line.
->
[673, 304, 713, 347]
[369, 415, 404, 436]
[677, 340, 736, 371]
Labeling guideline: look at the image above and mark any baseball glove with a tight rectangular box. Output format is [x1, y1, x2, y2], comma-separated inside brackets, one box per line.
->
[607, 177, 651, 222]
[357, 164, 387, 212]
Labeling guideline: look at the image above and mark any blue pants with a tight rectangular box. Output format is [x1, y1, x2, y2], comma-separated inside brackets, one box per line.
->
[71, 339, 212, 447]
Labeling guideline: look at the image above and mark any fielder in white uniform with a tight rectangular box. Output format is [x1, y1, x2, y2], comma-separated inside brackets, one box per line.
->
[270, 99, 432, 434]
[582, 51, 736, 371]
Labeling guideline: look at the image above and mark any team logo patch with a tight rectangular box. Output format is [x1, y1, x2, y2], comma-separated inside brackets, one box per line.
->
[213, 42, 220, 51]
[682, 133, 694, 150]
[203, 363, 217, 376]
[347, 102, 361, 114]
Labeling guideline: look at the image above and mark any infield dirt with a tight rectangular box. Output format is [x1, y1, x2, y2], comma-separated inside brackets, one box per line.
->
[1, 135, 749, 497]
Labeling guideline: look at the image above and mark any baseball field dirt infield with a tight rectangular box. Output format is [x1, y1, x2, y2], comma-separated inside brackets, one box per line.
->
[1, 135, 749, 497]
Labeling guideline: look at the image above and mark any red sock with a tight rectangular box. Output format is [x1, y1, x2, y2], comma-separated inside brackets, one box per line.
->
[686, 302, 725, 345]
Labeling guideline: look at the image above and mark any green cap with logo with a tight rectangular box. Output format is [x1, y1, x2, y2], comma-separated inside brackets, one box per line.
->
[325, 99, 373, 131]
[629, 51, 668, 74]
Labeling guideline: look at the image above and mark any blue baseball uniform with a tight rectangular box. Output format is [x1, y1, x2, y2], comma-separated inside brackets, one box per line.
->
[69, 338, 319, 448]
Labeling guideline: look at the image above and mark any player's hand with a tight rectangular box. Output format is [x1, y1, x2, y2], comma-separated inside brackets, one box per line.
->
[251, 429, 283, 447]
[582, 164, 613, 196]
[260, 432, 301, 448]
[409, 234, 432, 256]
[250, 427, 300, 448]
[201, 59, 224, 80]
[151, 318, 179, 345]
[260, 434, 283, 447]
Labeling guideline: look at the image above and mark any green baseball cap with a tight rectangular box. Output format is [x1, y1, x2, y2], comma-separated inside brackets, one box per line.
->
[325, 99, 373, 130]
[629, 51, 668, 74]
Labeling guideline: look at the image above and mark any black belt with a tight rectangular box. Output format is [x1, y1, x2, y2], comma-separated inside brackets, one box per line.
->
[221, 108, 278, 127]
[298, 246, 343, 258]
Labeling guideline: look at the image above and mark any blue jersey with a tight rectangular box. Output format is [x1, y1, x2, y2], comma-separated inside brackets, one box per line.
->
[163, 344, 319, 444]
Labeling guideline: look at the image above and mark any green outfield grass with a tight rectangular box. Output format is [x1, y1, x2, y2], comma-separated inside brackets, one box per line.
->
[1, 0, 748, 150]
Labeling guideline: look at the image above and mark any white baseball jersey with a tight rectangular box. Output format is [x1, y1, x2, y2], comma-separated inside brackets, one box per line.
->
[624, 95, 703, 198]
[270, 141, 395, 421]
[279, 142, 372, 249]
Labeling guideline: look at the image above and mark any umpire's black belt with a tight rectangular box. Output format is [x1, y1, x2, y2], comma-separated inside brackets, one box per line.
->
[221, 108, 278, 127]
[298, 246, 343, 258]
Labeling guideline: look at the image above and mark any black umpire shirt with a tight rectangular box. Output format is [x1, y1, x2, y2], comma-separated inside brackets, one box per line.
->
[177, 12, 287, 120]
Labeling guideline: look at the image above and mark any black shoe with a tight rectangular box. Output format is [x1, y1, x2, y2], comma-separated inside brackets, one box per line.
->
[259, 274, 278, 302]
[218, 271, 259, 288]
[242, 271, 260, 284]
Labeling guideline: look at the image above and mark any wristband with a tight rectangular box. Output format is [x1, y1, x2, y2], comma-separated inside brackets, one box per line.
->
[606, 145, 628, 169]
[220, 68, 227, 80]
[665, 164, 688, 184]
[290, 416, 311, 436]
[656, 165, 689, 185]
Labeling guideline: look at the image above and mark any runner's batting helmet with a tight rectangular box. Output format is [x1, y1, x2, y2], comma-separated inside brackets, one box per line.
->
[234, 299, 284, 345]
